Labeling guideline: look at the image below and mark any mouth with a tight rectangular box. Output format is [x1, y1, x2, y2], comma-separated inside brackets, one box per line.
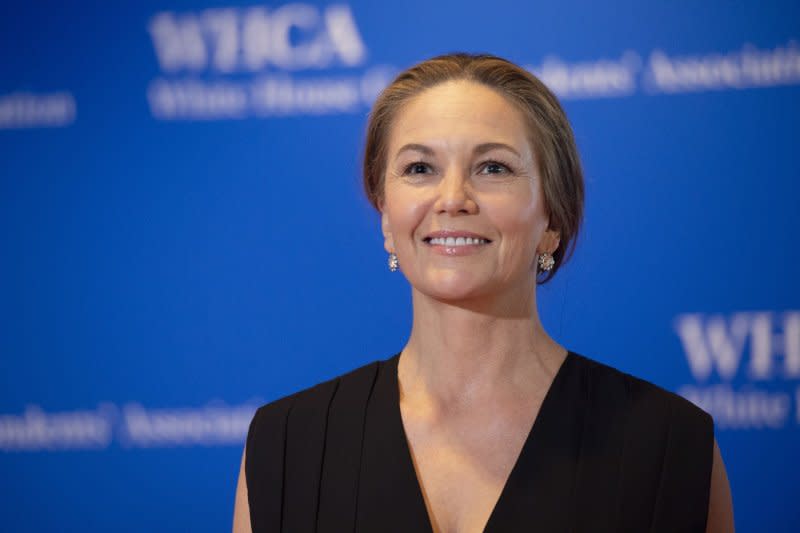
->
[422, 231, 492, 247]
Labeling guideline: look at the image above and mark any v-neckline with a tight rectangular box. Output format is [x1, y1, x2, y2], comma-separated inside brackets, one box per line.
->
[387, 350, 576, 533]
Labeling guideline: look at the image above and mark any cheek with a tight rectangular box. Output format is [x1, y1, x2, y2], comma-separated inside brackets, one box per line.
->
[384, 185, 431, 240]
[486, 188, 547, 244]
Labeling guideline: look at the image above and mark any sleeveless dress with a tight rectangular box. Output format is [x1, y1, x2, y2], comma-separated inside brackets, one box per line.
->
[245, 351, 714, 532]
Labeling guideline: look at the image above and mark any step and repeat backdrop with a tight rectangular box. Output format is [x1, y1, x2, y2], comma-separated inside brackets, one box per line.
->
[1, 1, 798, 531]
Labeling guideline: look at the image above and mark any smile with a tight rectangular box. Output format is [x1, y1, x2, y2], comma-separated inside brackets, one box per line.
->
[426, 236, 490, 246]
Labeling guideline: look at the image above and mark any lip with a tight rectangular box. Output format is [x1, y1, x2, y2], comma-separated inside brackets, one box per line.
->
[423, 230, 492, 242]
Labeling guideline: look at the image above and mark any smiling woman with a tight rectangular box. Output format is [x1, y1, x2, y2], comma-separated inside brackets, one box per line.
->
[364, 55, 583, 286]
[233, 53, 734, 533]
[379, 80, 560, 303]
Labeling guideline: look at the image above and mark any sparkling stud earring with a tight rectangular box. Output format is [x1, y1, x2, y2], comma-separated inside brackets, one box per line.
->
[537, 252, 555, 272]
[388, 252, 399, 272]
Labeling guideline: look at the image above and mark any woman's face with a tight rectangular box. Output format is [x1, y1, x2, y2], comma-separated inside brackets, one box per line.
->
[381, 80, 559, 302]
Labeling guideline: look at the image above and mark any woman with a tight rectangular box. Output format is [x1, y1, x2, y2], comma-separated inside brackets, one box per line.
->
[233, 53, 734, 532]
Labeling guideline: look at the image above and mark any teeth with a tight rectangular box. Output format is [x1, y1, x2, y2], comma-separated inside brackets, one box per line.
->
[428, 236, 489, 246]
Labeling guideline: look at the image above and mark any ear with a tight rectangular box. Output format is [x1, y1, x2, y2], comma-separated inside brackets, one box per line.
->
[380, 208, 395, 254]
[538, 227, 561, 255]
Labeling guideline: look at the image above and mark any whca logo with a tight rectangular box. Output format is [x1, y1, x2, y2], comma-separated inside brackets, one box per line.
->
[145, 4, 394, 119]
[148, 4, 366, 73]
[674, 311, 800, 429]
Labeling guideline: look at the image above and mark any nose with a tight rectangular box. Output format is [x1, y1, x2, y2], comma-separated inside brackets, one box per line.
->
[434, 166, 478, 215]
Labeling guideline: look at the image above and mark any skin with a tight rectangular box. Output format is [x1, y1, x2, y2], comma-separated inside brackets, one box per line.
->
[232, 80, 734, 533]
[381, 80, 566, 533]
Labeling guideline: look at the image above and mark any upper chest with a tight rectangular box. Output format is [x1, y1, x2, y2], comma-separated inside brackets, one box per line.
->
[399, 397, 545, 533]
[248, 355, 710, 533]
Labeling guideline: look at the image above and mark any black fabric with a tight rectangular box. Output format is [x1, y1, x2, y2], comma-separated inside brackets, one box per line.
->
[245, 352, 714, 532]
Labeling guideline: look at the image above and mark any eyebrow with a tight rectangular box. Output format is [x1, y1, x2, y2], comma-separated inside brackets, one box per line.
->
[394, 142, 521, 159]
[395, 143, 435, 158]
[473, 142, 521, 158]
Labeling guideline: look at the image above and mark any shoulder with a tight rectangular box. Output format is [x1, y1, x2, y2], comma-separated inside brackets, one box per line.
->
[570, 352, 716, 531]
[569, 351, 715, 482]
[246, 356, 388, 446]
[243, 356, 390, 531]
[571, 351, 714, 434]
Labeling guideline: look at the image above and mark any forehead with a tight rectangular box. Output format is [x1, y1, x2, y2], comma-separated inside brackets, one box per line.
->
[388, 80, 530, 153]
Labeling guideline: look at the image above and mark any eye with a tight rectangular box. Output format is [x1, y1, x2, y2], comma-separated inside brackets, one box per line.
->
[403, 162, 434, 175]
[478, 160, 512, 175]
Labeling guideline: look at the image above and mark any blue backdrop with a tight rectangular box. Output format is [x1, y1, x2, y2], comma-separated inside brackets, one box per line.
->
[1, 1, 798, 531]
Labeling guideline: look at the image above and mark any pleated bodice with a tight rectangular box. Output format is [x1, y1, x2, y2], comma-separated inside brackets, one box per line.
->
[245, 351, 713, 532]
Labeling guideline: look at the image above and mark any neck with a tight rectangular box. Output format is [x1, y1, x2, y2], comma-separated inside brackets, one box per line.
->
[399, 280, 566, 407]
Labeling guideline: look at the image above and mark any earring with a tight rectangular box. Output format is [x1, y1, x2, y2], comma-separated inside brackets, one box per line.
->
[388, 252, 399, 272]
[537, 252, 555, 272]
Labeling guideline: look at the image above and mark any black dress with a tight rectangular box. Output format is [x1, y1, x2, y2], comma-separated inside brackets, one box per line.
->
[245, 351, 713, 532]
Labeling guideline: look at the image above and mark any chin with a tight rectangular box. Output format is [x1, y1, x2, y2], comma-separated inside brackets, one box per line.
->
[417, 270, 495, 302]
